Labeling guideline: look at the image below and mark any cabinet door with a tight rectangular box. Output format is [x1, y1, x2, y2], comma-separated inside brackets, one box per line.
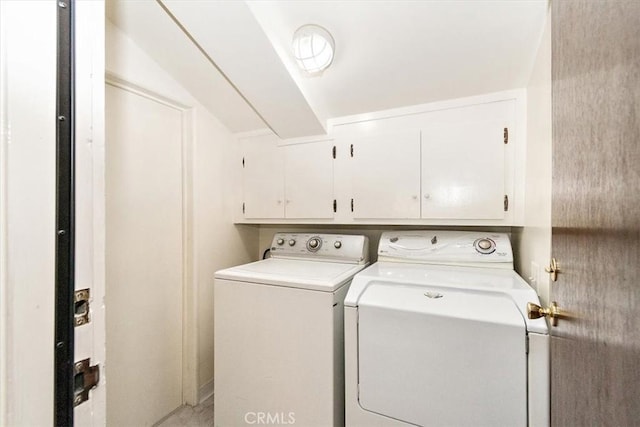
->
[284, 141, 334, 219]
[242, 135, 285, 219]
[421, 121, 505, 219]
[350, 130, 421, 219]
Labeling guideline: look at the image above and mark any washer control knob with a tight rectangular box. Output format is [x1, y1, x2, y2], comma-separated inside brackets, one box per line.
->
[474, 238, 496, 254]
[276, 238, 285, 246]
[307, 237, 322, 252]
[288, 239, 296, 247]
[334, 241, 342, 249]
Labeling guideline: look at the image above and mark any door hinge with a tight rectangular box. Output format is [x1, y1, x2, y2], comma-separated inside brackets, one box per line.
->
[242, 202, 245, 214]
[74, 289, 90, 327]
[525, 335, 529, 354]
[333, 199, 337, 213]
[504, 127, 509, 144]
[74, 358, 100, 406]
[351, 198, 354, 212]
[332, 145, 336, 159]
[242, 157, 245, 167]
[504, 195, 509, 212]
[350, 144, 354, 157]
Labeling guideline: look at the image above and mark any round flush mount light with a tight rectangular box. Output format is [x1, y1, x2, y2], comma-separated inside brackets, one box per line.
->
[292, 24, 335, 76]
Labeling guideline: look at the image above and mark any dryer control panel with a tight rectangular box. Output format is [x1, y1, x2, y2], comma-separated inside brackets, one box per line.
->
[270, 233, 369, 264]
[378, 230, 513, 268]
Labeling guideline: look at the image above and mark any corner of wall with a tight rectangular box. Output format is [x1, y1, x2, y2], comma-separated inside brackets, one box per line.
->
[514, 7, 552, 305]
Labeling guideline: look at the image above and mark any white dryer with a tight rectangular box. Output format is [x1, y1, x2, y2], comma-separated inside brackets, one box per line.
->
[344, 231, 549, 427]
[214, 233, 369, 427]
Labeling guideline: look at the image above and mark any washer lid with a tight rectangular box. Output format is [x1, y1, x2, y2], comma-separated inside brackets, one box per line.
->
[357, 281, 528, 426]
[214, 258, 367, 292]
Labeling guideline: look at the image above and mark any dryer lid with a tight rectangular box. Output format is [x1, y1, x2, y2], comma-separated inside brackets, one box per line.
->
[358, 280, 526, 328]
[357, 281, 528, 426]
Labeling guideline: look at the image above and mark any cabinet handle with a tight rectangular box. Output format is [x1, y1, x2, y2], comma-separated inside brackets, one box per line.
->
[277, 200, 282, 204]
[286, 200, 291, 204]
[412, 195, 418, 200]
[424, 194, 431, 200]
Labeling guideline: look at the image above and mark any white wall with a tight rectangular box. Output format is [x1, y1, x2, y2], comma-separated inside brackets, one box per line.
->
[513, 9, 552, 305]
[106, 20, 258, 402]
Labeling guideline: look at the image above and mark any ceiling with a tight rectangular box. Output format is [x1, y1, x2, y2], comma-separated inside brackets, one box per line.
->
[107, 0, 549, 138]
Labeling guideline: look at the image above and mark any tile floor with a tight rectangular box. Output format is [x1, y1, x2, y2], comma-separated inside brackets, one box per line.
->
[155, 395, 214, 427]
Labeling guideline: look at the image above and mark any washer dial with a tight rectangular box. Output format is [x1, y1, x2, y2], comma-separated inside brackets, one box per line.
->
[306, 237, 322, 252]
[474, 238, 496, 254]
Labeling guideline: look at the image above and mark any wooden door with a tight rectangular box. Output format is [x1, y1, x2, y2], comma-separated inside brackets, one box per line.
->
[106, 84, 184, 425]
[550, 1, 640, 425]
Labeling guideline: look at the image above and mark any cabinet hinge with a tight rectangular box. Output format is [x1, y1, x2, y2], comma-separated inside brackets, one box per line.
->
[74, 358, 100, 406]
[350, 144, 354, 157]
[333, 199, 337, 213]
[504, 195, 509, 212]
[504, 127, 509, 144]
[332, 145, 336, 159]
[525, 335, 529, 354]
[242, 202, 245, 214]
[351, 198, 354, 212]
[242, 157, 245, 167]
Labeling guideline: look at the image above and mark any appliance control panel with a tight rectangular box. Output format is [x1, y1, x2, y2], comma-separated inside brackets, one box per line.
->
[270, 233, 369, 264]
[378, 230, 513, 267]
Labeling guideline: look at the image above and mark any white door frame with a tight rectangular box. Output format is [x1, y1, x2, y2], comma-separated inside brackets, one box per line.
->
[105, 74, 198, 406]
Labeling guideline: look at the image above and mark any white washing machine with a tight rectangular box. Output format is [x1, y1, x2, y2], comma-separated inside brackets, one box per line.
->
[214, 233, 369, 427]
[344, 231, 549, 427]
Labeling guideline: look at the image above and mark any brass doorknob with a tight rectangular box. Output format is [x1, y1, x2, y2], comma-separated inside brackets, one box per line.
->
[527, 301, 560, 327]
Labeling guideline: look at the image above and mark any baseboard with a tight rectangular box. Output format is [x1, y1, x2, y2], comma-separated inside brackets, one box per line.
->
[198, 379, 214, 404]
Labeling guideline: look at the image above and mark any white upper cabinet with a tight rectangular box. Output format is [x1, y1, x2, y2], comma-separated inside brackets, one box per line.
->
[237, 90, 523, 225]
[283, 141, 335, 219]
[242, 135, 284, 219]
[241, 136, 335, 220]
[421, 120, 507, 219]
[349, 130, 421, 219]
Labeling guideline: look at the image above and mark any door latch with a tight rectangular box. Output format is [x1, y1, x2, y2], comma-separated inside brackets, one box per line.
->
[74, 289, 90, 326]
[74, 358, 100, 406]
[545, 258, 559, 282]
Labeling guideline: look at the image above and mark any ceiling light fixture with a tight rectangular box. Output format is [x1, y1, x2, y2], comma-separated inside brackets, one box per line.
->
[292, 24, 335, 76]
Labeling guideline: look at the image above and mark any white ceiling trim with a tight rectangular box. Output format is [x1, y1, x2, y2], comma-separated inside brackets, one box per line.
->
[161, 0, 328, 139]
